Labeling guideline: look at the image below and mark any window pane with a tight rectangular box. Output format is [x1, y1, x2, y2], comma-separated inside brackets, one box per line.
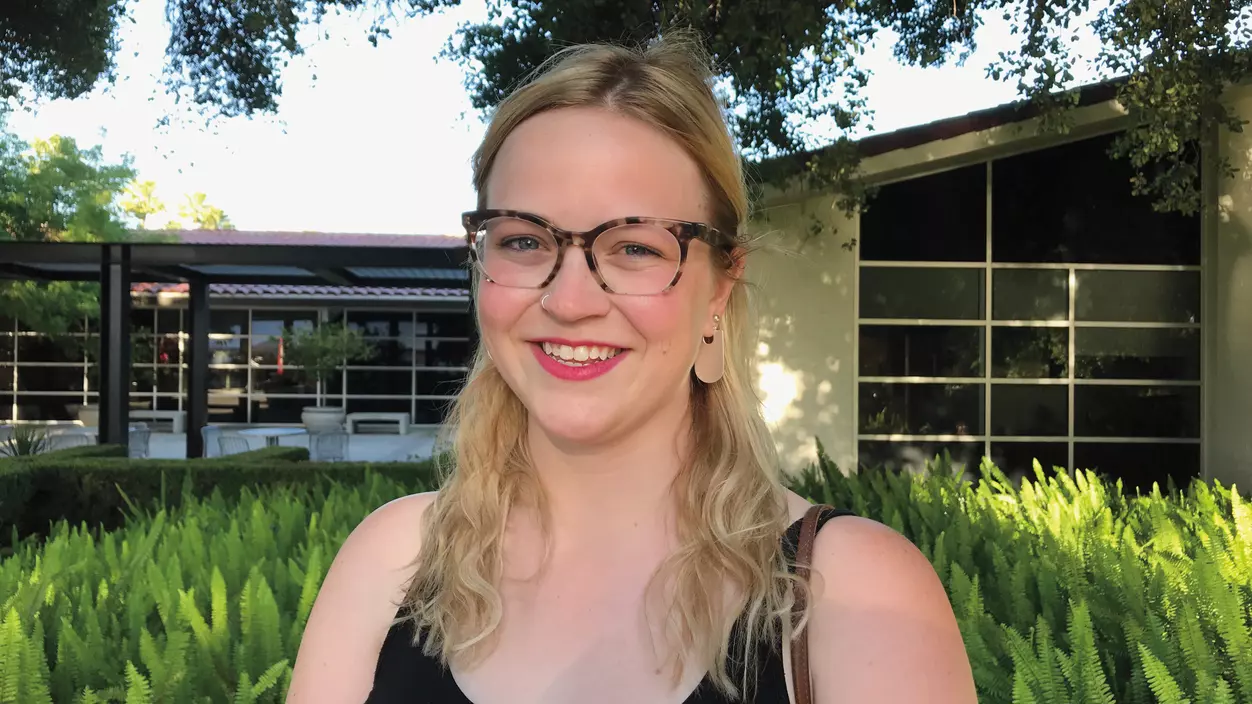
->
[416, 369, 468, 396]
[155, 308, 182, 335]
[14, 394, 83, 421]
[17, 366, 87, 392]
[208, 337, 249, 365]
[992, 269, 1068, 321]
[346, 369, 413, 396]
[155, 395, 181, 411]
[345, 397, 413, 415]
[0, 394, 13, 420]
[131, 366, 156, 394]
[415, 397, 454, 424]
[992, 133, 1200, 264]
[0, 334, 13, 362]
[251, 396, 318, 425]
[858, 325, 982, 377]
[1075, 385, 1199, 438]
[369, 339, 417, 367]
[415, 339, 472, 368]
[859, 268, 984, 320]
[858, 383, 983, 435]
[861, 164, 986, 262]
[208, 368, 249, 391]
[252, 310, 317, 338]
[157, 336, 181, 365]
[1075, 270, 1199, 323]
[130, 308, 155, 332]
[252, 368, 313, 394]
[17, 335, 91, 364]
[210, 310, 248, 335]
[1076, 328, 1200, 380]
[858, 440, 984, 473]
[415, 313, 472, 338]
[131, 336, 156, 366]
[1073, 442, 1199, 493]
[208, 392, 247, 424]
[992, 328, 1067, 378]
[990, 385, 1068, 436]
[990, 442, 1069, 476]
[156, 367, 181, 393]
[347, 311, 414, 338]
[0, 365, 12, 391]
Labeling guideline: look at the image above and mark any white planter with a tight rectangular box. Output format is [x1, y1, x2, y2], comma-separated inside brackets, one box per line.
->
[301, 406, 345, 434]
[78, 404, 99, 428]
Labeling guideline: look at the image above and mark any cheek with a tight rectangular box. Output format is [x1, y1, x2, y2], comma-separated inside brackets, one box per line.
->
[622, 294, 702, 356]
[475, 284, 529, 337]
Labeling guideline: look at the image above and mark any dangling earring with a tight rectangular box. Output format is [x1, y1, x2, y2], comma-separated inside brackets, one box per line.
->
[694, 314, 725, 384]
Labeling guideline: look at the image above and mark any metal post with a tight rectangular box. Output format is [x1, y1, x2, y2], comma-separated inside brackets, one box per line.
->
[186, 277, 210, 458]
[100, 244, 131, 446]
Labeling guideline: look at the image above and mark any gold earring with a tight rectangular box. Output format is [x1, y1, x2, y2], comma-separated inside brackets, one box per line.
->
[694, 314, 724, 383]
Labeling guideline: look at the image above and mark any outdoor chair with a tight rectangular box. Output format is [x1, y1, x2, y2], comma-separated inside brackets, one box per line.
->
[201, 425, 222, 458]
[310, 430, 349, 462]
[128, 428, 151, 459]
[218, 435, 251, 456]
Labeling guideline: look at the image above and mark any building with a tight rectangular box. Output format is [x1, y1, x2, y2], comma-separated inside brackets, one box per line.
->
[748, 79, 1252, 492]
[3, 80, 1251, 491]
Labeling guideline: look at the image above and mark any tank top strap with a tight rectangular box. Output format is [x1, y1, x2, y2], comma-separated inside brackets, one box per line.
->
[781, 506, 855, 565]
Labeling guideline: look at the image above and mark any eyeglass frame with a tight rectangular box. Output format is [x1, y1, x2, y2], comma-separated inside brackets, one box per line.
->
[462, 209, 734, 295]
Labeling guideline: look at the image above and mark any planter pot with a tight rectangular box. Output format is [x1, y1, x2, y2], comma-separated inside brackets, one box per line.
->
[78, 404, 99, 428]
[301, 406, 345, 433]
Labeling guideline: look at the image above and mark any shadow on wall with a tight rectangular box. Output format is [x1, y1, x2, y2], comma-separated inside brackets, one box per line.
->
[745, 197, 858, 475]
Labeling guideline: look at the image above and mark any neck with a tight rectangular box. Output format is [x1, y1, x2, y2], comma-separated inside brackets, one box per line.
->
[523, 393, 693, 545]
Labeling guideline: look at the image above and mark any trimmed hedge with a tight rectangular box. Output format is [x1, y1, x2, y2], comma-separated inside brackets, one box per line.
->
[1, 449, 439, 542]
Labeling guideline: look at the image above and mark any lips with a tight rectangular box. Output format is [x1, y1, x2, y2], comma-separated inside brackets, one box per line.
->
[529, 340, 628, 381]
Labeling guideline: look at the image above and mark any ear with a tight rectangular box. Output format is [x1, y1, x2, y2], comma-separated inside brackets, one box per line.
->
[705, 247, 745, 334]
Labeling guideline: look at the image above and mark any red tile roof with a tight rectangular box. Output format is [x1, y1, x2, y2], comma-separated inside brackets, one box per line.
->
[131, 282, 466, 298]
[157, 229, 465, 249]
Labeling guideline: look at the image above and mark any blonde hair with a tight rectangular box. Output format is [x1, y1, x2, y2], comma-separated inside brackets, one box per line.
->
[399, 31, 798, 700]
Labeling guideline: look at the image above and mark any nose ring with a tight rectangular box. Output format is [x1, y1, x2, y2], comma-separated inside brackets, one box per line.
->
[541, 294, 551, 312]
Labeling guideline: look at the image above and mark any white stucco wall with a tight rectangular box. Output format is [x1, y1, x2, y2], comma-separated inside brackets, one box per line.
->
[747, 198, 857, 474]
[1208, 82, 1252, 489]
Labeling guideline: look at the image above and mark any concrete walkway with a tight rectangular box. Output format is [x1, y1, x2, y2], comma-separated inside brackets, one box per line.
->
[148, 427, 439, 461]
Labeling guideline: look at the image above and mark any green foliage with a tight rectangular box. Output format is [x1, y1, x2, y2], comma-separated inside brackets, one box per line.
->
[0, 426, 50, 458]
[175, 192, 233, 231]
[0, 452, 437, 543]
[2, 447, 1251, 701]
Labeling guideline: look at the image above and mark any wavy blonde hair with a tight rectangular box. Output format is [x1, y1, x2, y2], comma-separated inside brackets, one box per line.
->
[399, 31, 800, 700]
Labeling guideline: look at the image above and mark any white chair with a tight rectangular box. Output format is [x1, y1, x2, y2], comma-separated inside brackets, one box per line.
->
[310, 431, 348, 462]
[128, 428, 151, 459]
[218, 435, 251, 456]
[201, 426, 222, 458]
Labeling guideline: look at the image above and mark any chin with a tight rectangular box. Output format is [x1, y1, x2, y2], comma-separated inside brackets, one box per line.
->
[528, 399, 627, 447]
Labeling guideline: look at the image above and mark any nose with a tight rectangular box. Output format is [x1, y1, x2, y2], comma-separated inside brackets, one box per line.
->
[541, 245, 611, 320]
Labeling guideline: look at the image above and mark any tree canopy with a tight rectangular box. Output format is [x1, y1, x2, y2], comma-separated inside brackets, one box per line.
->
[3, 1, 1250, 217]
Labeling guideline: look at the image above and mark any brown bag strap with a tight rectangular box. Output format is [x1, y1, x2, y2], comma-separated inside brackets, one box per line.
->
[790, 504, 828, 704]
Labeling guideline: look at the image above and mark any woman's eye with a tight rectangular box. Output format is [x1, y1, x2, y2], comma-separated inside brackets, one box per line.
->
[622, 243, 659, 257]
[501, 236, 542, 250]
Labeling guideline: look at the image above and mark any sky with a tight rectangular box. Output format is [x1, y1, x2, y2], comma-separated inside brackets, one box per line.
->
[5, 1, 1105, 237]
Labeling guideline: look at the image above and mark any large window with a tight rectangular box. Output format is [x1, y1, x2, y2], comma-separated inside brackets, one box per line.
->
[857, 133, 1201, 490]
[0, 304, 472, 425]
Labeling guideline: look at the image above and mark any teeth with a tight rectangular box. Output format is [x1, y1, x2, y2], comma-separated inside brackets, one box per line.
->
[541, 341, 622, 365]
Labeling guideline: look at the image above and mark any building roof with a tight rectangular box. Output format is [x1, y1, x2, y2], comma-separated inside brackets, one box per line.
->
[131, 282, 467, 299]
[164, 229, 464, 248]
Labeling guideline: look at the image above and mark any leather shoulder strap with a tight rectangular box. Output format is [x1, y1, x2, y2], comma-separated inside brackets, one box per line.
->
[790, 504, 828, 704]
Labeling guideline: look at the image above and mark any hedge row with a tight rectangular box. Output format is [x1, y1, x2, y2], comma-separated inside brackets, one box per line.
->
[0, 447, 439, 543]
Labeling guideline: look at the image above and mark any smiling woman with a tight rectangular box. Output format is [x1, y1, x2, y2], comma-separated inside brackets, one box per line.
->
[288, 30, 977, 704]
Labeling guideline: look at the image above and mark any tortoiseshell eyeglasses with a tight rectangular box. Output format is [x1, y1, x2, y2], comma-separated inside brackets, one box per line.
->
[463, 209, 732, 295]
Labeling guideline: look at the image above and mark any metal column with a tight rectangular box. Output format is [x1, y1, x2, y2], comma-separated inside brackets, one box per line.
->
[185, 277, 210, 458]
[98, 244, 131, 446]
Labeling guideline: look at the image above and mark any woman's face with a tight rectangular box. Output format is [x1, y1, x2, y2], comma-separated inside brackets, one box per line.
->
[477, 106, 734, 448]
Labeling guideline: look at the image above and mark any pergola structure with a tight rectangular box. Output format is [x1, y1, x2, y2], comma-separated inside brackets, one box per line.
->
[0, 238, 471, 458]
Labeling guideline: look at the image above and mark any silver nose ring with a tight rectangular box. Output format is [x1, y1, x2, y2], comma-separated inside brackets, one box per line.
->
[541, 294, 551, 312]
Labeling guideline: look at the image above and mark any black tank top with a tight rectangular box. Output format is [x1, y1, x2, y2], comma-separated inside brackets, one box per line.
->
[366, 507, 854, 703]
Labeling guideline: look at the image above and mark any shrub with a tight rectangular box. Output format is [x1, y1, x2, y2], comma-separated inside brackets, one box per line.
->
[1, 451, 1250, 703]
[0, 453, 438, 543]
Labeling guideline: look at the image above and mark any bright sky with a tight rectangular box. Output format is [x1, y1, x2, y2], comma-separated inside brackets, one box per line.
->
[5, 1, 1104, 237]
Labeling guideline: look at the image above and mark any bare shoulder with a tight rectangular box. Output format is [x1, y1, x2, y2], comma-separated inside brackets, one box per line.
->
[287, 491, 440, 703]
[805, 514, 978, 703]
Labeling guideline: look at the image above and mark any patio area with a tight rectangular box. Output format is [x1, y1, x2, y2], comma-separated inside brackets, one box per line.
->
[152, 426, 440, 461]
